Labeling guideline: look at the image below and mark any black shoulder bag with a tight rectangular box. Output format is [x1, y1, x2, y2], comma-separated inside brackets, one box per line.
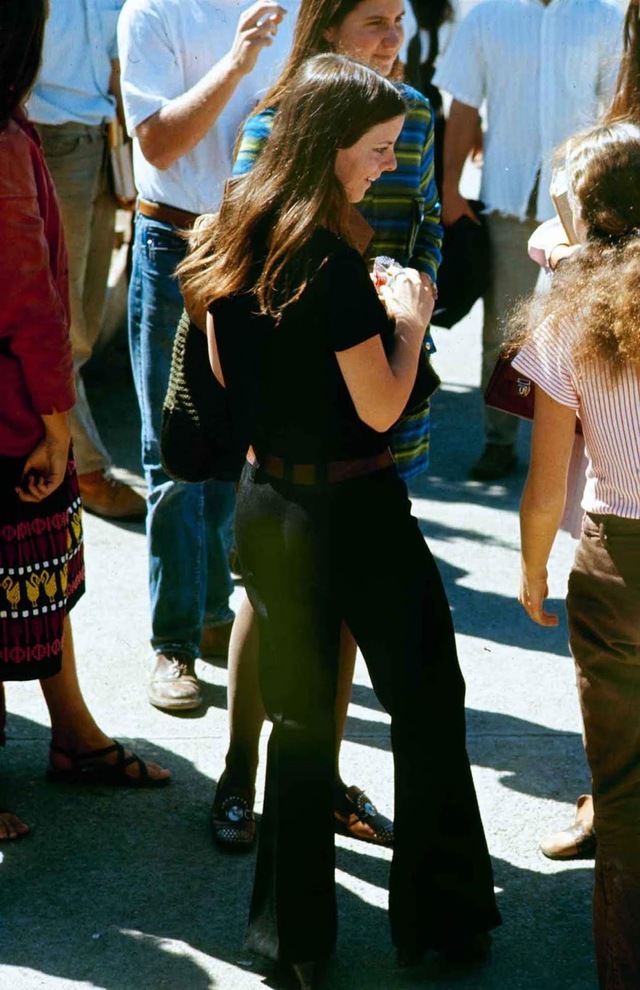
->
[160, 310, 245, 483]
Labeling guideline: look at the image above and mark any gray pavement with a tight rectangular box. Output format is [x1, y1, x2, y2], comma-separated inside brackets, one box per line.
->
[1, 298, 593, 989]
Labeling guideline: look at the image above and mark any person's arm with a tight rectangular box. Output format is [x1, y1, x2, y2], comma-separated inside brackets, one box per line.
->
[519, 389, 576, 626]
[406, 100, 442, 284]
[336, 269, 434, 432]
[16, 410, 71, 504]
[207, 310, 226, 387]
[132, 1, 285, 170]
[440, 98, 482, 226]
[1, 136, 75, 420]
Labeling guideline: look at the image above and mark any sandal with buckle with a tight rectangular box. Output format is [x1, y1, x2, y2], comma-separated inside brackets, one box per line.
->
[334, 784, 394, 847]
[211, 776, 256, 851]
[46, 741, 171, 788]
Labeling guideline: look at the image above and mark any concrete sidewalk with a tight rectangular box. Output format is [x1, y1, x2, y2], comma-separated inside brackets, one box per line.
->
[0, 302, 594, 990]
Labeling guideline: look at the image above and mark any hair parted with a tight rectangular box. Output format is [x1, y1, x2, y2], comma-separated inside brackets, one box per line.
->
[0, 0, 47, 129]
[509, 122, 640, 371]
[178, 54, 406, 320]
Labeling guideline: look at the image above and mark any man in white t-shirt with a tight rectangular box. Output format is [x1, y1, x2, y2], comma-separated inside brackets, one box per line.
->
[117, 0, 295, 710]
[434, 0, 622, 480]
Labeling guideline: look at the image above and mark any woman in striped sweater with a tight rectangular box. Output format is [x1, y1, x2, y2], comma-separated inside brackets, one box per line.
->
[211, 0, 443, 850]
[513, 121, 640, 990]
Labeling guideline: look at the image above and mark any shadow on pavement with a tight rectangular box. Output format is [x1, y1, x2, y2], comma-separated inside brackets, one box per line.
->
[343, 699, 588, 805]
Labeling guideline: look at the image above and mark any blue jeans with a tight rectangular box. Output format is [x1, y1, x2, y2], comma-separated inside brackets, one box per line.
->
[128, 214, 235, 658]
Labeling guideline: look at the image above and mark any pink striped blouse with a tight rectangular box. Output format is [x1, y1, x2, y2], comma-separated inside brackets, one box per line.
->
[513, 317, 640, 519]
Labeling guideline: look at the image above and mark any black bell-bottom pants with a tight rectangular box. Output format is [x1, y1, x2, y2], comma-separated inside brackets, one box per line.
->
[235, 462, 500, 963]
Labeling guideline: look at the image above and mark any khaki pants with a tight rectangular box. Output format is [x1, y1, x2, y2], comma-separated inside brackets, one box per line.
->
[482, 213, 541, 446]
[37, 122, 116, 475]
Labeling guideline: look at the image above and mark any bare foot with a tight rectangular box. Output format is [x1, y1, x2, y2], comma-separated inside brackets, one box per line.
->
[0, 812, 30, 840]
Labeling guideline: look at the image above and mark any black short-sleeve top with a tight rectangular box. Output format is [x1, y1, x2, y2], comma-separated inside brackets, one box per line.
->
[210, 226, 395, 463]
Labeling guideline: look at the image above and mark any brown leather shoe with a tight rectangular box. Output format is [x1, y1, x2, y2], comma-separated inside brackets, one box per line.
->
[539, 794, 596, 860]
[469, 444, 517, 481]
[148, 654, 202, 711]
[200, 620, 234, 659]
[78, 470, 146, 520]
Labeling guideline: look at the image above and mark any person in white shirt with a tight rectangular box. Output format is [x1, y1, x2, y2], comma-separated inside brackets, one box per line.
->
[117, 0, 296, 712]
[27, 0, 146, 520]
[433, 0, 622, 481]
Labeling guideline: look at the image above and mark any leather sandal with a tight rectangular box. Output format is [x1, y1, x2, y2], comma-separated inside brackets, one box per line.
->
[334, 785, 394, 847]
[211, 776, 256, 851]
[46, 741, 171, 788]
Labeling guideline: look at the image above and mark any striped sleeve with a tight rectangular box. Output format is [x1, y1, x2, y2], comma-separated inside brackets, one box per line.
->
[405, 94, 442, 281]
[232, 109, 276, 177]
[511, 317, 581, 410]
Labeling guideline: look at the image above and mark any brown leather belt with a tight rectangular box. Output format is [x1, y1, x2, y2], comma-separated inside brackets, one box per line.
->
[246, 447, 394, 485]
[137, 198, 200, 229]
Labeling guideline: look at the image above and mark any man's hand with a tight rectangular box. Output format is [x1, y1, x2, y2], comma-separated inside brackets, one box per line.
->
[441, 187, 480, 227]
[230, 1, 287, 77]
[131, 2, 287, 170]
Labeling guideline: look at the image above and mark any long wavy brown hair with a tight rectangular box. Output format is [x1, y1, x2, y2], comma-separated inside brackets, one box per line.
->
[604, 0, 640, 123]
[509, 122, 640, 371]
[177, 55, 406, 320]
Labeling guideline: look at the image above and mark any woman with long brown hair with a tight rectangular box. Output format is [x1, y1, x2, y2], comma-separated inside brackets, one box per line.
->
[514, 120, 640, 989]
[209, 0, 442, 854]
[180, 52, 498, 989]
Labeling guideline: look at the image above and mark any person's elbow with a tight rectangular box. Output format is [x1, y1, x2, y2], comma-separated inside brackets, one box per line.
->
[354, 400, 403, 434]
[134, 119, 177, 170]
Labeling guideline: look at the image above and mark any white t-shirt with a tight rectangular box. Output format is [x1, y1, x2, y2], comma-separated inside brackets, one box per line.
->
[513, 317, 640, 519]
[433, 0, 622, 221]
[117, 0, 298, 214]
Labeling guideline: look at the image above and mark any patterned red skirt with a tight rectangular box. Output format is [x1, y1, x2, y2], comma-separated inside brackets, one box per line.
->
[0, 455, 85, 681]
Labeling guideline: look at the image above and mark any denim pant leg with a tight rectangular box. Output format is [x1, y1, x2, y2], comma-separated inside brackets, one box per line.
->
[128, 215, 234, 657]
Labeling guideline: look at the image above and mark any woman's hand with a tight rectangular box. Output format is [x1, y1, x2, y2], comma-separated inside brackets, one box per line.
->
[518, 568, 559, 627]
[16, 412, 71, 503]
[381, 268, 434, 334]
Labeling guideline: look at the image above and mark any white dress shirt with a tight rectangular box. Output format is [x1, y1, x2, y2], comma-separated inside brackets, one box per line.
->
[117, 0, 298, 216]
[433, 0, 623, 221]
[27, 0, 124, 126]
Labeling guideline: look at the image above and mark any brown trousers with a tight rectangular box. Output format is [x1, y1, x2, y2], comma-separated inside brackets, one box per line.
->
[567, 513, 640, 990]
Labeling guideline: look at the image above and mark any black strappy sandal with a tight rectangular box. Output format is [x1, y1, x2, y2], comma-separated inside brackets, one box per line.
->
[46, 741, 170, 788]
